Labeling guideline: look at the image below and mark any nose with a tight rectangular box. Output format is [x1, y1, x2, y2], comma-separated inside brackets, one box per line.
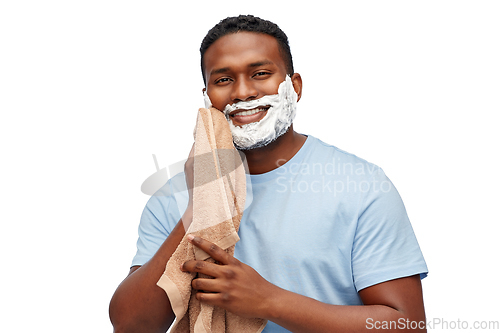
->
[230, 77, 258, 103]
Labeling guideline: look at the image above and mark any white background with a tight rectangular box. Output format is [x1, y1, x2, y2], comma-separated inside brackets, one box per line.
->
[1, 1, 499, 332]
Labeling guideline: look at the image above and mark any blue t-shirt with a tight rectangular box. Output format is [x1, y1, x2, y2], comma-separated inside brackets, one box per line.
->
[133, 135, 428, 333]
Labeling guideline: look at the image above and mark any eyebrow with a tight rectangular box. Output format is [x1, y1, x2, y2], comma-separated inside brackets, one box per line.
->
[248, 60, 273, 68]
[209, 60, 274, 76]
[211, 67, 230, 75]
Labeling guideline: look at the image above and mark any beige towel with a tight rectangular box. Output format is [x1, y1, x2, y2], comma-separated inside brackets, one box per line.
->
[157, 108, 267, 333]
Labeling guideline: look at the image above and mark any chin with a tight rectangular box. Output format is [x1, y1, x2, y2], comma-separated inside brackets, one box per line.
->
[233, 126, 291, 151]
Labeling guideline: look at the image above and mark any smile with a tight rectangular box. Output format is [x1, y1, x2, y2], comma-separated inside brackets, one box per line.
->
[229, 106, 270, 117]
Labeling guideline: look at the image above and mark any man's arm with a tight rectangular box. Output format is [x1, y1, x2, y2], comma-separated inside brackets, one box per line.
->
[109, 209, 190, 333]
[182, 235, 426, 333]
[269, 274, 425, 333]
[110, 146, 195, 333]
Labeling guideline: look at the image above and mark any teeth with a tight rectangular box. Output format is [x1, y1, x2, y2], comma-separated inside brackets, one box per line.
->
[233, 108, 266, 116]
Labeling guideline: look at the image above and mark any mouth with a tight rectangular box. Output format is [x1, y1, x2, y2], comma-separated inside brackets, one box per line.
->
[228, 106, 270, 126]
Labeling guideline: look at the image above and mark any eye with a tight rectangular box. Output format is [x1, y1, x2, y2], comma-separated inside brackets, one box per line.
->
[214, 77, 232, 85]
[253, 71, 271, 79]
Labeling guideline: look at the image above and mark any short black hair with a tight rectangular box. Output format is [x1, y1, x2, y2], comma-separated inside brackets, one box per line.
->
[200, 15, 294, 84]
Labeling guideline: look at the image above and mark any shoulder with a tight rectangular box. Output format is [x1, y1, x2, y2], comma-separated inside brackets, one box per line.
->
[302, 135, 384, 180]
[142, 172, 189, 226]
[148, 171, 187, 202]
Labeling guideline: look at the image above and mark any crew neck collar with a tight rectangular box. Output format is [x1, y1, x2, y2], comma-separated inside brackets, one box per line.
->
[248, 135, 313, 183]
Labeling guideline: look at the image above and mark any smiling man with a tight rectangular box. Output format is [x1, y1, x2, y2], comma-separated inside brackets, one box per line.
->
[202, 31, 304, 158]
[110, 15, 428, 333]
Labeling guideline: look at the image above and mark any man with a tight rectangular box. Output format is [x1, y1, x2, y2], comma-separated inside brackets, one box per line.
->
[110, 15, 428, 332]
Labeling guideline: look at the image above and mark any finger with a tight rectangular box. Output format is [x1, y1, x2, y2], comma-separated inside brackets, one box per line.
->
[195, 291, 230, 307]
[191, 276, 222, 293]
[181, 259, 223, 277]
[187, 235, 231, 265]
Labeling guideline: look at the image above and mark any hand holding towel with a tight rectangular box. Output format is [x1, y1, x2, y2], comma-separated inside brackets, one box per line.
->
[157, 107, 267, 333]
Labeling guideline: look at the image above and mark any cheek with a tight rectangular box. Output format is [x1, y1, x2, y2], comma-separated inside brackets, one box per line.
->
[207, 91, 229, 110]
[259, 77, 284, 95]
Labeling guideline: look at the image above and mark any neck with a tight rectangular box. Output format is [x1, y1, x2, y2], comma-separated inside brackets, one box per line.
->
[240, 125, 307, 175]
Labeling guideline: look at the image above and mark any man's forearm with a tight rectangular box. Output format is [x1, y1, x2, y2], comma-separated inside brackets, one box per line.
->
[265, 275, 426, 333]
[109, 210, 190, 333]
[183, 236, 426, 333]
[267, 290, 422, 332]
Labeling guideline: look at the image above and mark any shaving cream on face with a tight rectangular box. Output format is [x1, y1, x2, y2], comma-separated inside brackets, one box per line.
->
[203, 89, 212, 110]
[204, 76, 298, 150]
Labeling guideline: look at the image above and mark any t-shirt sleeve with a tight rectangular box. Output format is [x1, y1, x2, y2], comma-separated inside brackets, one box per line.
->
[131, 174, 187, 267]
[352, 167, 428, 291]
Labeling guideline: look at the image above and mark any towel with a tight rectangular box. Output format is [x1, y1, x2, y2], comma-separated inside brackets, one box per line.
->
[157, 107, 267, 333]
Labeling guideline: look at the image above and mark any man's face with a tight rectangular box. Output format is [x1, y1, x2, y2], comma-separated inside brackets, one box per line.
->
[203, 32, 298, 128]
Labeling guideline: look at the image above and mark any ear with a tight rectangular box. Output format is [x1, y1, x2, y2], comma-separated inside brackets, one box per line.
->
[202, 87, 206, 94]
[291, 73, 302, 102]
